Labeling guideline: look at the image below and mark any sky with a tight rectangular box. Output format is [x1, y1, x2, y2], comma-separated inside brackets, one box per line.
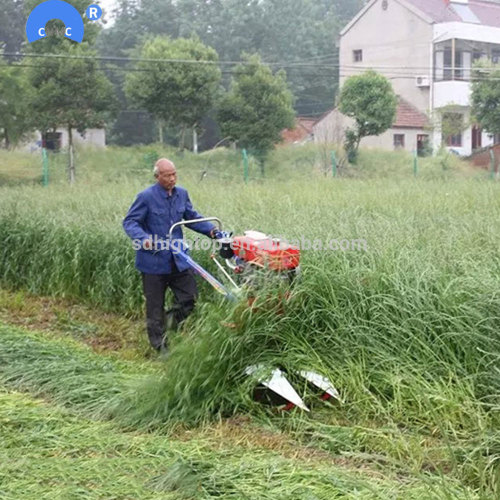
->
[96, 0, 119, 25]
[98, 0, 118, 13]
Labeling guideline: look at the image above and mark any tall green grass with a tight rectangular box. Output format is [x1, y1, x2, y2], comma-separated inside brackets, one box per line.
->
[0, 146, 498, 495]
[0, 143, 481, 187]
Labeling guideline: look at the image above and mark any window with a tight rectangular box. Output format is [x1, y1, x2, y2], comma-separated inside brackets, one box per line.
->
[394, 134, 405, 149]
[442, 113, 463, 147]
[492, 50, 500, 64]
[42, 132, 62, 151]
[435, 50, 444, 81]
[457, 51, 471, 80]
[447, 132, 462, 147]
[353, 50, 363, 62]
[443, 48, 453, 80]
[436, 47, 472, 81]
[473, 51, 485, 62]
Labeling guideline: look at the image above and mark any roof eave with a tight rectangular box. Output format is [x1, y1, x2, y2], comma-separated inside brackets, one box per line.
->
[340, 0, 434, 38]
[340, 0, 379, 37]
[312, 108, 337, 128]
[396, 0, 435, 24]
[393, 124, 428, 129]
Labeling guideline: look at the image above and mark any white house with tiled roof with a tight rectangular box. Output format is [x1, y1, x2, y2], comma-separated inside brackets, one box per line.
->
[315, 0, 500, 155]
[314, 97, 431, 153]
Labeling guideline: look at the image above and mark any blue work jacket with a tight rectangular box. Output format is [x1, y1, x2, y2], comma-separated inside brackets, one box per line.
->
[123, 183, 215, 274]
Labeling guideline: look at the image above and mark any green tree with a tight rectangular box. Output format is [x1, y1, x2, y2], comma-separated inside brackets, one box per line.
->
[0, 64, 33, 148]
[97, 1, 170, 147]
[29, 45, 117, 183]
[99, 0, 369, 145]
[18, 1, 116, 181]
[257, 0, 339, 116]
[339, 70, 397, 162]
[97, 0, 179, 58]
[124, 36, 221, 149]
[217, 54, 295, 173]
[471, 61, 500, 137]
[176, 0, 264, 62]
[175, 0, 340, 116]
[438, 105, 468, 149]
[335, 0, 367, 23]
[0, 0, 25, 57]
[100, 0, 365, 119]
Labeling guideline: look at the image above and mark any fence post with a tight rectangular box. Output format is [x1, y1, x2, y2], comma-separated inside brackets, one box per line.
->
[242, 149, 249, 184]
[331, 151, 337, 178]
[490, 148, 496, 181]
[42, 148, 49, 187]
[413, 149, 418, 178]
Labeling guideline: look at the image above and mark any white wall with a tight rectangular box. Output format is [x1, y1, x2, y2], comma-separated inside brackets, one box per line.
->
[22, 128, 106, 151]
[434, 81, 471, 108]
[340, 0, 433, 113]
[313, 109, 354, 145]
[362, 127, 427, 152]
[313, 109, 426, 153]
[434, 22, 500, 46]
[72, 128, 106, 148]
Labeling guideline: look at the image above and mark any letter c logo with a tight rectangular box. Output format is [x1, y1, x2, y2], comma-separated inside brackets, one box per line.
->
[26, 0, 85, 43]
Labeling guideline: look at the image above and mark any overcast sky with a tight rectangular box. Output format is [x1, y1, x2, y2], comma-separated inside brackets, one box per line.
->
[97, 0, 119, 25]
[98, 0, 118, 13]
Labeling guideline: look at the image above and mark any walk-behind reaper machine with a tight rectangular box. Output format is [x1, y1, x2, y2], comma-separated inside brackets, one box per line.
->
[169, 217, 340, 412]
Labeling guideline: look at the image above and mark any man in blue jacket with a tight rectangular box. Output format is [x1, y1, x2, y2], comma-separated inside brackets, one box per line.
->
[123, 158, 220, 354]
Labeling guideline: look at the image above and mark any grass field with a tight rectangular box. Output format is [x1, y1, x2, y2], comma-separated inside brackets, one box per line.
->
[0, 324, 484, 499]
[0, 145, 498, 497]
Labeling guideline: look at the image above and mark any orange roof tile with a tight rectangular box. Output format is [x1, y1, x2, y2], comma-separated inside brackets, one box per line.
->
[393, 97, 429, 129]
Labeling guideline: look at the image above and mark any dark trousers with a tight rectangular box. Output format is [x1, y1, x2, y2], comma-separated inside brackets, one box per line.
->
[141, 268, 198, 350]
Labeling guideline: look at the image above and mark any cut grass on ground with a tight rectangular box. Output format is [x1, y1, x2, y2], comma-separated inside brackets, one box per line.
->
[3, 389, 426, 500]
[0, 322, 490, 498]
[0, 388, 478, 499]
[0, 288, 148, 360]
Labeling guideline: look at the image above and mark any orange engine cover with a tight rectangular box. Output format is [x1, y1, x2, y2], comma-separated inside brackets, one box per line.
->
[232, 235, 300, 271]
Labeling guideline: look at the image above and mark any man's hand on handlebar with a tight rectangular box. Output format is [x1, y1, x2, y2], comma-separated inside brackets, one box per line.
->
[211, 229, 233, 240]
[211, 229, 223, 240]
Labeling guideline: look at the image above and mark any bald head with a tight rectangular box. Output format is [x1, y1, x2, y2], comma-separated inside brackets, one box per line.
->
[154, 158, 177, 193]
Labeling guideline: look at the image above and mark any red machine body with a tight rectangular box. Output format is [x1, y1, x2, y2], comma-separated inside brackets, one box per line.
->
[232, 233, 300, 271]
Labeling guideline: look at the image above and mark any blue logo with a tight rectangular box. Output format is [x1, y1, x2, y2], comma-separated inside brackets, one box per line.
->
[26, 0, 102, 44]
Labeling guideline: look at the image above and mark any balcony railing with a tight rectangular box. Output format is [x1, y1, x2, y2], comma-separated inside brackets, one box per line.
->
[434, 41, 500, 82]
[435, 66, 472, 81]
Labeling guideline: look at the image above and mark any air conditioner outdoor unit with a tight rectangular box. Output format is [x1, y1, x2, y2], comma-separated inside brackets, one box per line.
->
[416, 76, 430, 87]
